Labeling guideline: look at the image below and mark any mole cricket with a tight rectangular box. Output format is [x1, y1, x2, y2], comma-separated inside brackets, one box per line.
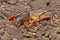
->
[9, 11, 50, 31]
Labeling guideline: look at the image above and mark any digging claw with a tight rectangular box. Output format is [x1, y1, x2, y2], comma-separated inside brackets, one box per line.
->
[22, 18, 30, 31]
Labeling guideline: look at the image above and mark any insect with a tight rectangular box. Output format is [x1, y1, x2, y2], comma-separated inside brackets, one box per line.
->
[9, 11, 50, 31]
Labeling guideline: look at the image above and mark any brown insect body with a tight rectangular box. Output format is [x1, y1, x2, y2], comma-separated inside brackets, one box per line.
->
[9, 11, 50, 30]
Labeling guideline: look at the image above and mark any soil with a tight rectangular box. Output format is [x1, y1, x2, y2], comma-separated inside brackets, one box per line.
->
[0, 0, 60, 40]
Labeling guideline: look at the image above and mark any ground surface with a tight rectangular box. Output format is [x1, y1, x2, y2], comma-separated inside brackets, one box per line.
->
[0, 0, 60, 40]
